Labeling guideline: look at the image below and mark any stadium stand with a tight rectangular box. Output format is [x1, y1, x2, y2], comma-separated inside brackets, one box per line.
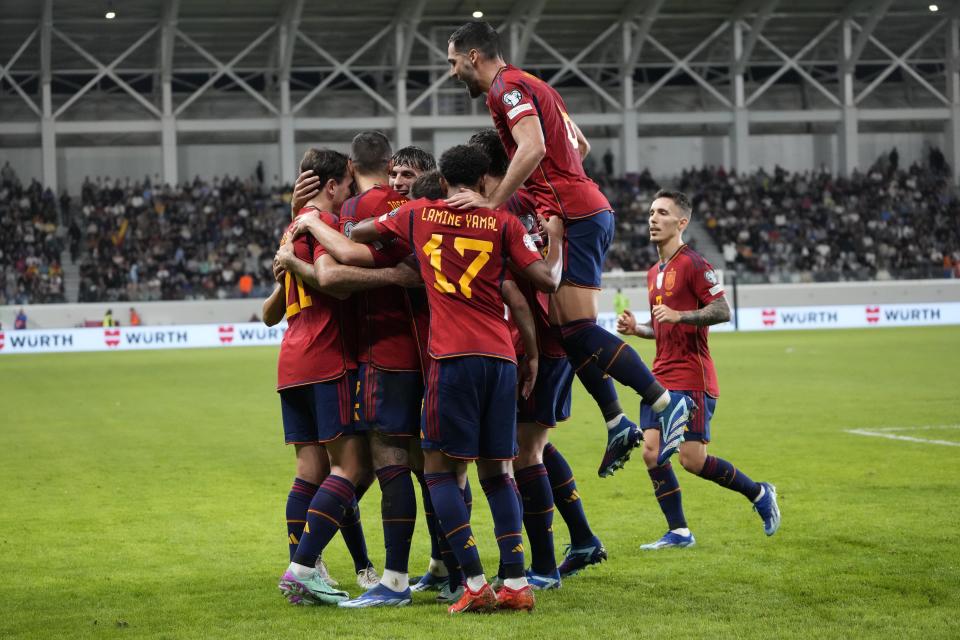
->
[73, 176, 291, 302]
[0, 164, 66, 305]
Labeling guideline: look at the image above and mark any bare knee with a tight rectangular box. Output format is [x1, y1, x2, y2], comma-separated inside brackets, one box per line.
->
[295, 444, 329, 484]
[516, 423, 549, 469]
[678, 443, 706, 474]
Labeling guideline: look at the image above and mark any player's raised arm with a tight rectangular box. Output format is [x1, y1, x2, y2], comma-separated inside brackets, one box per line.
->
[515, 214, 563, 293]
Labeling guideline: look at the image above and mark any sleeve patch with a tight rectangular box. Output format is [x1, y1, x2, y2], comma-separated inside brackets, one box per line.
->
[704, 270, 719, 285]
[522, 233, 538, 253]
[709, 284, 724, 296]
[502, 89, 523, 106]
[507, 103, 533, 120]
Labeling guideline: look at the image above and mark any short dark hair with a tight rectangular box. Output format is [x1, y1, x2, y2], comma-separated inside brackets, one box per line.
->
[438, 145, 489, 189]
[448, 21, 501, 59]
[351, 131, 392, 175]
[391, 146, 436, 172]
[468, 128, 508, 178]
[300, 148, 350, 188]
[410, 170, 444, 200]
[653, 189, 693, 218]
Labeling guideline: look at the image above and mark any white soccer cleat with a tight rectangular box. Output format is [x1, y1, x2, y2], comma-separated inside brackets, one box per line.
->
[357, 565, 380, 590]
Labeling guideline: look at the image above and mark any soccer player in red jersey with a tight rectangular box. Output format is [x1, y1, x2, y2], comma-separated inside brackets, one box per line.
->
[268, 149, 411, 606]
[616, 190, 781, 549]
[389, 146, 436, 197]
[470, 128, 606, 584]
[444, 20, 694, 478]
[290, 144, 563, 613]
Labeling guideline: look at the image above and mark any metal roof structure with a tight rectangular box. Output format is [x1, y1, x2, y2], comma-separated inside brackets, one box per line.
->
[1, 0, 957, 189]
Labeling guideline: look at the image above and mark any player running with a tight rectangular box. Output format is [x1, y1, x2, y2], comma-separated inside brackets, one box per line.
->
[268, 149, 409, 606]
[445, 20, 693, 475]
[470, 128, 606, 583]
[290, 144, 564, 613]
[616, 190, 781, 549]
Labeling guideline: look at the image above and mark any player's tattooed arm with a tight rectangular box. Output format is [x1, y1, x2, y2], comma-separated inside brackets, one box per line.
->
[262, 284, 286, 327]
[653, 297, 731, 326]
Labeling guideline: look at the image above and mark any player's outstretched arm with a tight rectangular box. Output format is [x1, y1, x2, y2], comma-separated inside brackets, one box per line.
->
[653, 296, 731, 326]
[262, 284, 285, 326]
[291, 215, 376, 267]
[316, 254, 422, 299]
[502, 279, 538, 400]
[519, 214, 563, 293]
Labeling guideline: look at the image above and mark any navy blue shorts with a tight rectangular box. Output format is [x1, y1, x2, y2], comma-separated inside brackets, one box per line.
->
[421, 356, 518, 460]
[563, 210, 615, 289]
[355, 363, 423, 437]
[279, 371, 358, 444]
[640, 390, 716, 443]
[517, 355, 574, 428]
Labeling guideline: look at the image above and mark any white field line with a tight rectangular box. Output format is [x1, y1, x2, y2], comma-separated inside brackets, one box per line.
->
[845, 425, 960, 447]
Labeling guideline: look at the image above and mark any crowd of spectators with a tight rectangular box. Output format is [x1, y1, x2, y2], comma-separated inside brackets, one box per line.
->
[680, 151, 959, 282]
[0, 162, 66, 305]
[74, 175, 291, 302]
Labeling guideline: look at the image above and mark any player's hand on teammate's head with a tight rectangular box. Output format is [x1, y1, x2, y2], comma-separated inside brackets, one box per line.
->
[616, 309, 637, 335]
[519, 356, 538, 400]
[391, 261, 424, 288]
[445, 187, 489, 210]
[652, 304, 682, 324]
[292, 170, 320, 213]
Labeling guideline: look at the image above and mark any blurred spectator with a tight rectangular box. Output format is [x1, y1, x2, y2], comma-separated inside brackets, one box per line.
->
[103, 309, 116, 327]
[129, 307, 141, 326]
[238, 273, 254, 298]
[603, 149, 614, 176]
[73, 174, 291, 302]
[0, 167, 66, 304]
[614, 288, 629, 316]
[15, 307, 27, 330]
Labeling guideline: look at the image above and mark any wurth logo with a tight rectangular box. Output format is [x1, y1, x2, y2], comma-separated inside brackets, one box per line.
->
[104, 329, 121, 348]
[218, 325, 234, 344]
[762, 309, 776, 327]
[866, 306, 880, 324]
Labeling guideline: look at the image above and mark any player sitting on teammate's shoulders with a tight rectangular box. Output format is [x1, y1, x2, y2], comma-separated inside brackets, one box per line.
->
[616, 189, 781, 550]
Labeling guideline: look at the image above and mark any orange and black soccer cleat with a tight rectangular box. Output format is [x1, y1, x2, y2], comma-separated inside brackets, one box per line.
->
[447, 582, 498, 614]
[495, 584, 536, 612]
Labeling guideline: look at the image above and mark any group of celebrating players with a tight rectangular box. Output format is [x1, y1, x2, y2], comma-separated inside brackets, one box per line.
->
[263, 20, 781, 614]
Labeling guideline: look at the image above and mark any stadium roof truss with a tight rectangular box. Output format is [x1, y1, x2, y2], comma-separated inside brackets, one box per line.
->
[0, 0, 957, 189]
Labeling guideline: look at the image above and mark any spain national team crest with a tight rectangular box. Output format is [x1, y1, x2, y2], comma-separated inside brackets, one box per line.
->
[664, 270, 676, 291]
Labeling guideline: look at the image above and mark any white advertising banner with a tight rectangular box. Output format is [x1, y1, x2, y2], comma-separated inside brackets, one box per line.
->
[1, 303, 958, 355]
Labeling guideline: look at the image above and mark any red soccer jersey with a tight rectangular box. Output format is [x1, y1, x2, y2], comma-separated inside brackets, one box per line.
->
[502, 190, 565, 359]
[374, 199, 543, 362]
[339, 185, 421, 371]
[277, 207, 356, 390]
[647, 246, 725, 397]
[486, 65, 611, 221]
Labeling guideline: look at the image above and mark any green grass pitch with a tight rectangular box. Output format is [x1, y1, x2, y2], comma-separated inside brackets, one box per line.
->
[2, 327, 959, 639]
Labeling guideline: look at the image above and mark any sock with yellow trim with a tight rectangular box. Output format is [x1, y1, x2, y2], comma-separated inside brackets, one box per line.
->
[424, 472, 483, 578]
[286, 477, 319, 561]
[480, 473, 525, 580]
[543, 443, 595, 547]
[697, 455, 762, 501]
[376, 464, 416, 574]
[292, 474, 354, 568]
[648, 462, 687, 530]
[515, 463, 557, 575]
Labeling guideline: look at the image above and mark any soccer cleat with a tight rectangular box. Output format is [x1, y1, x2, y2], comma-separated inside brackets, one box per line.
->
[495, 584, 536, 612]
[557, 536, 608, 578]
[436, 582, 465, 604]
[356, 565, 380, 590]
[315, 557, 338, 586]
[753, 482, 781, 536]
[525, 568, 561, 590]
[640, 530, 696, 550]
[279, 568, 349, 605]
[598, 416, 642, 477]
[410, 571, 447, 592]
[447, 582, 498, 614]
[337, 583, 412, 608]
[656, 392, 696, 466]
